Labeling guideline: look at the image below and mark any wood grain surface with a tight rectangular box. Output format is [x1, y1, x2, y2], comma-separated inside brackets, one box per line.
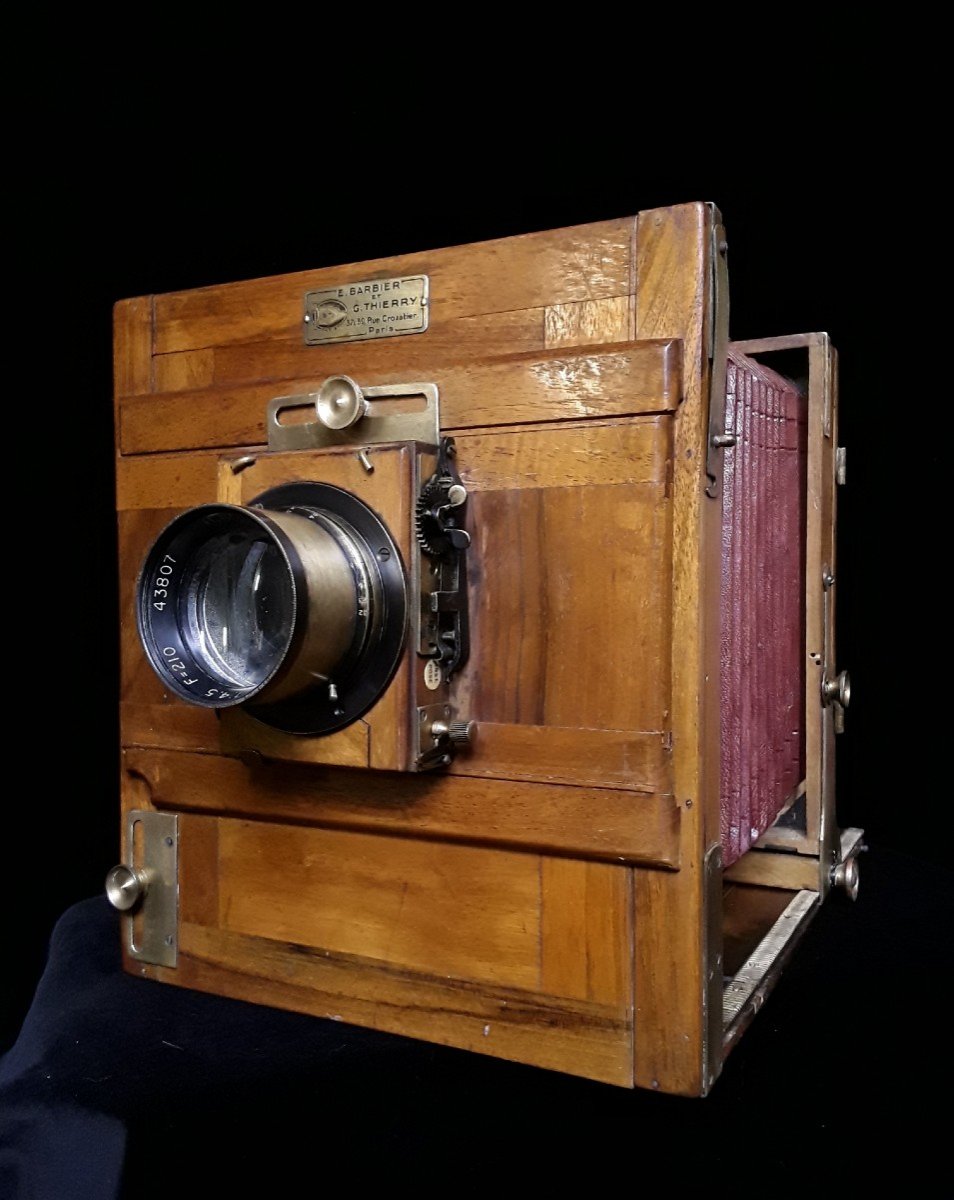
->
[149, 219, 636, 356]
[118, 341, 680, 455]
[122, 747, 680, 867]
[128, 792, 635, 1086]
[631, 203, 720, 1095]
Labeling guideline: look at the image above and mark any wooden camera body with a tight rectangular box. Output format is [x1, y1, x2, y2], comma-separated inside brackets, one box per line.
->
[110, 202, 859, 1096]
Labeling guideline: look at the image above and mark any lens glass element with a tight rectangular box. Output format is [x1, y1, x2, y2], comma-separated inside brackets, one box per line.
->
[183, 530, 294, 690]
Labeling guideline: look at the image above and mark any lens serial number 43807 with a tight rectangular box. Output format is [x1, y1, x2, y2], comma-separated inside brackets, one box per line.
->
[152, 554, 177, 611]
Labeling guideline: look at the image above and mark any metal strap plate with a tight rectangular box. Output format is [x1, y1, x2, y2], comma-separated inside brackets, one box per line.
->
[124, 810, 178, 968]
[267, 382, 440, 452]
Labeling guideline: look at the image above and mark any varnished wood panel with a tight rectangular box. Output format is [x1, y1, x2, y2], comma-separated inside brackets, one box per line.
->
[118, 341, 680, 455]
[149, 923, 633, 1085]
[150, 219, 636, 356]
[230, 442, 411, 512]
[121, 702, 220, 752]
[127, 785, 633, 1084]
[124, 794, 635, 1084]
[154, 347, 214, 392]
[460, 480, 671, 731]
[634, 860, 704, 1091]
[632, 202, 718, 1096]
[220, 710, 370, 768]
[449, 724, 670, 793]
[115, 451, 221, 511]
[544, 296, 632, 349]
[178, 813, 219, 926]
[456, 415, 669, 491]
[113, 296, 152, 401]
[209, 307, 546, 389]
[724, 848, 820, 891]
[217, 818, 542, 988]
[541, 859, 632, 1005]
[123, 748, 680, 867]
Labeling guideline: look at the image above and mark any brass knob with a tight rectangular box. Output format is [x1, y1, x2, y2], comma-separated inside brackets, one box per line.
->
[430, 719, 477, 747]
[105, 864, 149, 912]
[447, 720, 476, 747]
[831, 856, 860, 901]
[315, 375, 368, 430]
[822, 670, 851, 709]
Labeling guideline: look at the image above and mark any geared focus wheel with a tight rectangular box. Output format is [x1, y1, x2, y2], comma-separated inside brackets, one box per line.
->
[415, 475, 459, 558]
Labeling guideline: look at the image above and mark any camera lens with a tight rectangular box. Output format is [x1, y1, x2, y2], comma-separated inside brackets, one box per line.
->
[181, 527, 294, 691]
[136, 485, 407, 734]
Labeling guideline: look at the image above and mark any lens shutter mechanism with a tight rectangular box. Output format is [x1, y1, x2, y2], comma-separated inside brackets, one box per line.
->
[136, 483, 407, 735]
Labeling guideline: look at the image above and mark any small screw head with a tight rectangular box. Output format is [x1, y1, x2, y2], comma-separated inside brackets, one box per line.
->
[377, 547, 391, 561]
[165, 836, 174, 847]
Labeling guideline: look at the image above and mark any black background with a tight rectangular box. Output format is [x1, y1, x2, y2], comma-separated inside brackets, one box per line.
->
[3, 102, 948, 1186]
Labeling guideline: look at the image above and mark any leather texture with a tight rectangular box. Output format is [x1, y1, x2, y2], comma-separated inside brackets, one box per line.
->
[720, 352, 806, 865]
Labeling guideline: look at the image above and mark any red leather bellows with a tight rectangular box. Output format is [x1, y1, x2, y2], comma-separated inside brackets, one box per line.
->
[720, 351, 806, 866]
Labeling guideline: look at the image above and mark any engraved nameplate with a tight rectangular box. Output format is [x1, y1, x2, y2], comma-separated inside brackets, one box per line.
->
[303, 275, 429, 345]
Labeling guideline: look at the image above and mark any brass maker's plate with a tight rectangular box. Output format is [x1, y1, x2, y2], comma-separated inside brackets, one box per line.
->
[304, 275, 429, 345]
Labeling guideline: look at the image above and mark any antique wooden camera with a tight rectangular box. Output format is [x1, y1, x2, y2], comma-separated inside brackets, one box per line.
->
[107, 202, 860, 1096]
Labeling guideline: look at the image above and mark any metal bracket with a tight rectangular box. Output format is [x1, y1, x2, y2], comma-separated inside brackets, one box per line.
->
[830, 826, 866, 899]
[415, 701, 476, 770]
[702, 842, 724, 1092]
[116, 810, 178, 968]
[266, 379, 440, 452]
[705, 207, 731, 499]
[723, 890, 818, 1054]
[416, 701, 453, 770]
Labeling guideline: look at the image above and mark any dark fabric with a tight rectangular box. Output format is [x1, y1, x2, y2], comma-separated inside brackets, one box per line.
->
[1, 848, 947, 1196]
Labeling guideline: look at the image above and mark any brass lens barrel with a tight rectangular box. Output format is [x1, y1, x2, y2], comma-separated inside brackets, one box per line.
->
[135, 484, 406, 735]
